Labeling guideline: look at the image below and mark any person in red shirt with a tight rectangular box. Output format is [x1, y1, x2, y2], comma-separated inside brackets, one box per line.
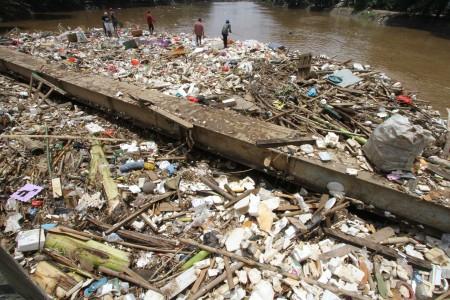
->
[193, 18, 205, 46]
[146, 10, 155, 35]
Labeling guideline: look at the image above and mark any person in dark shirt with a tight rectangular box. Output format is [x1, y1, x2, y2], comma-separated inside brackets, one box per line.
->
[193, 18, 205, 46]
[221, 20, 232, 48]
[109, 8, 119, 36]
[146, 11, 155, 35]
[102, 12, 114, 37]
[101, 12, 108, 35]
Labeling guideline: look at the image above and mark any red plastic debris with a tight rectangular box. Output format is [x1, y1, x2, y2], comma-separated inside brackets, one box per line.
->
[103, 128, 116, 138]
[187, 96, 199, 103]
[131, 58, 140, 66]
[67, 57, 77, 63]
[396, 95, 412, 105]
[31, 199, 44, 207]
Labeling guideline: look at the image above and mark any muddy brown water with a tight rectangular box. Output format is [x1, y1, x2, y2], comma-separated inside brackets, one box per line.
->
[1, 1, 449, 113]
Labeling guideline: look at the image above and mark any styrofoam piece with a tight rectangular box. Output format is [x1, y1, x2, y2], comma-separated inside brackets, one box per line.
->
[249, 280, 274, 300]
[17, 229, 45, 252]
[225, 228, 245, 252]
[160, 267, 197, 299]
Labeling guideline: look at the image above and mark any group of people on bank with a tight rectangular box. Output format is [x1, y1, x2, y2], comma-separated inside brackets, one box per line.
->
[192, 18, 232, 48]
[101, 9, 233, 49]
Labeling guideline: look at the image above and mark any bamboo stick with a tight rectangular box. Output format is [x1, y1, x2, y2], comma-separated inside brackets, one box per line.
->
[0, 134, 126, 142]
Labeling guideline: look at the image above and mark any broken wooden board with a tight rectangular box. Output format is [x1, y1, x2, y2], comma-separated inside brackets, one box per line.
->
[295, 52, 312, 79]
[51, 177, 62, 198]
[324, 228, 432, 270]
[427, 163, 450, 181]
[319, 227, 395, 260]
[89, 142, 120, 214]
[155, 202, 181, 213]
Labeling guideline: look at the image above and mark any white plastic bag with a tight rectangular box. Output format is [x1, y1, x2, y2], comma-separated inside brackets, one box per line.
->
[363, 114, 434, 172]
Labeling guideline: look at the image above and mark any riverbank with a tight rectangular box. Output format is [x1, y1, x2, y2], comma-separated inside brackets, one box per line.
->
[330, 7, 400, 24]
[331, 6, 450, 37]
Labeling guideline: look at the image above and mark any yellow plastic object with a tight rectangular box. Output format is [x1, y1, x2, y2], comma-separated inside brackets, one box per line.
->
[144, 162, 155, 170]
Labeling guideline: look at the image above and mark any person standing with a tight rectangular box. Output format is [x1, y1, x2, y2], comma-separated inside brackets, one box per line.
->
[102, 12, 114, 37]
[193, 18, 204, 46]
[101, 12, 108, 35]
[221, 20, 232, 48]
[109, 8, 119, 36]
[146, 10, 155, 35]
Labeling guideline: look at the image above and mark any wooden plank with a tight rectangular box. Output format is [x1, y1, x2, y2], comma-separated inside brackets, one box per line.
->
[319, 245, 358, 260]
[90, 142, 120, 214]
[51, 177, 63, 198]
[427, 163, 450, 181]
[155, 202, 181, 213]
[296, 52, 312, 79]
[319, 227, 394, 260]
[323, 228, 432, 270]
[255, 137, 315, 148]
[287, 217, 308, 233]
[275, 204, 301, 211]
[32, 72, 67, 95]
[0, 246, 49, 299]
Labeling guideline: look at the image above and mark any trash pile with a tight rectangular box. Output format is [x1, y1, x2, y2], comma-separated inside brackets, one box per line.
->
[1, 25, 450, 299]
[3, 26, 449, 207]
[1, 70, 450, 300]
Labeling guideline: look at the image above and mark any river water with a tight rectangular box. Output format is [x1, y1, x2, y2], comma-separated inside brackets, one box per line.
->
[1, 1, 449, 113]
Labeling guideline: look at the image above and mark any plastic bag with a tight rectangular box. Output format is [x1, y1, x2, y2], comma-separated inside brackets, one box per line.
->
[363, 114, 435, 172]
[4, 213, 22, 233]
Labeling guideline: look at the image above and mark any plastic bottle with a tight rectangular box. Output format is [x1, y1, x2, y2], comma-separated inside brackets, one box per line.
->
[320, 99, 342, 120]
[119, 160, 144, 173]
